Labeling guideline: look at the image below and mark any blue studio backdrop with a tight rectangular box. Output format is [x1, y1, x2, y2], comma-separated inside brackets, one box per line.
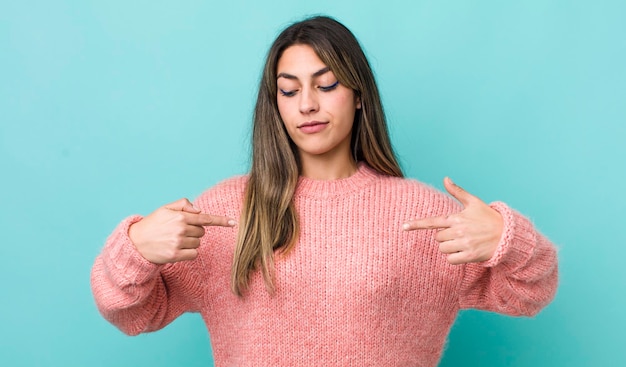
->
[1, 1, 625, 366]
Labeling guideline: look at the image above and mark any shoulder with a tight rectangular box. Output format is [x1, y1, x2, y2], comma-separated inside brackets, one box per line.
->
[372, 173, 461, 218]
[193, 175, 248, 212]
[371, 171, 437, 198]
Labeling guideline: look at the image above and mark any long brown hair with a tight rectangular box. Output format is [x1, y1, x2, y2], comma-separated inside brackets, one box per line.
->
[231, 15, 403, 296]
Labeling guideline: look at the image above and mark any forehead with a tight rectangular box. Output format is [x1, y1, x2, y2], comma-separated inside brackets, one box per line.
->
[277, 44, 328, 76]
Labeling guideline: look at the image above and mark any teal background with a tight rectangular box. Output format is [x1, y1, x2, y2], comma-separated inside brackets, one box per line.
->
[1, 0, 624, 366]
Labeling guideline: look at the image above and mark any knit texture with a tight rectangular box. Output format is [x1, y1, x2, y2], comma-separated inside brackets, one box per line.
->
[91, 163, 558, 367]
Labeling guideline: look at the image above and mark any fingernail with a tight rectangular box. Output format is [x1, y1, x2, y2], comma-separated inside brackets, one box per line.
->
[228, 220, 237, 226]
[402, 223, 410, 231]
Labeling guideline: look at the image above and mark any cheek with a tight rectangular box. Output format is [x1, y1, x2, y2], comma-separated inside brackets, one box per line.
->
[276, 98, 293, 124]
[327, 87, 356, 110]
[329, 93, 357, 120]
[277, 100, 298, 140]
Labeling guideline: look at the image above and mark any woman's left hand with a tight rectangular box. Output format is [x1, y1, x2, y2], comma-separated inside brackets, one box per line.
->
[403, 177, 504, 265]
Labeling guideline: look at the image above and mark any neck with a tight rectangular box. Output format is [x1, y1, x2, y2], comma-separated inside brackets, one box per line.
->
[299, 151, 357, 180]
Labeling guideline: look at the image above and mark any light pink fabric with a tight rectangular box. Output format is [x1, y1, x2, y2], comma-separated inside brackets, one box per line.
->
[91, 163, 558, 366]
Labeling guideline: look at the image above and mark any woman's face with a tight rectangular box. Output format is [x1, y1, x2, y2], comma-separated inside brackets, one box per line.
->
[276, 44, 361, 163]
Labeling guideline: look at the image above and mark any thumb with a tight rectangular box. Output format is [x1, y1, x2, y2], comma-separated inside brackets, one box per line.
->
[443, 177, 476, 207]
[164, 198, 201, 214]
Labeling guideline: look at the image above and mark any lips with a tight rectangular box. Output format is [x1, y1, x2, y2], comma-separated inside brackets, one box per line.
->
[298, 121, 328, 134]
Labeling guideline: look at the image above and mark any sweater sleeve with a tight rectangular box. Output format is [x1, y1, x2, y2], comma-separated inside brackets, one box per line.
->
[90, 215, 206, 335]
[458, 202, 558, 316]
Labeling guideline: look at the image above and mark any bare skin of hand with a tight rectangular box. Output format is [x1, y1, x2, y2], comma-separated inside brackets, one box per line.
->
[403, 177, 504, 265]
[128, 198, 236, 264]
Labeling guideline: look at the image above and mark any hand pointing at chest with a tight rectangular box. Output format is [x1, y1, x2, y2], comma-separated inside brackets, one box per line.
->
[128, 198, 236, 264]
[403, 178, 504, 265]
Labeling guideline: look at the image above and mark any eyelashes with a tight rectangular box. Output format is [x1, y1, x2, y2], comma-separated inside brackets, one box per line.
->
[319, 80, 339, 92]
[279, 81, 340, 97]
[279, 89, 297, 97]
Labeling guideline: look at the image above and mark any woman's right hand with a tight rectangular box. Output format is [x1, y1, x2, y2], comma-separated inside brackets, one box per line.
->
[128, 198, 236, 264]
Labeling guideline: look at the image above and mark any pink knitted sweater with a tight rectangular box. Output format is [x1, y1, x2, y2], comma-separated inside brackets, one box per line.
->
[91, 164, 558, 366]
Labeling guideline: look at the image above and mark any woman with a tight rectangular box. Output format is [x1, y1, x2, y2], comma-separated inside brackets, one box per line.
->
[91, 16, 558, 366]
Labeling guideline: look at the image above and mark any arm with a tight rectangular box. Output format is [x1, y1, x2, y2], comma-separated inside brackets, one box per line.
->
[90, 199, 236, 335]
[91, 215, 202, 335]
[403, 178, 558, 316]
[459, 202, 558, 316]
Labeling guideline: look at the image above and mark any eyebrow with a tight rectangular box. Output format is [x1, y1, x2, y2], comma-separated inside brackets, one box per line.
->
[277, 67, 330, 80]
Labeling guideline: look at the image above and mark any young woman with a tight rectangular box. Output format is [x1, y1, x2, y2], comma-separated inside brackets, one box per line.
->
[91, 16, 558, 366]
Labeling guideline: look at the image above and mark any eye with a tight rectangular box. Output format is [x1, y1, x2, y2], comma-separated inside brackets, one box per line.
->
[319, 81, 339, 92]
[279, 89, 297, 97]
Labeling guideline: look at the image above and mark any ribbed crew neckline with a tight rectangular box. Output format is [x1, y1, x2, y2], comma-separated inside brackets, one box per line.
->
[295, 162, 380, 199]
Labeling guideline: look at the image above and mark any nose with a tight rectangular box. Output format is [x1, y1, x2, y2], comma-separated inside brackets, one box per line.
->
[299, 87, 319, 114]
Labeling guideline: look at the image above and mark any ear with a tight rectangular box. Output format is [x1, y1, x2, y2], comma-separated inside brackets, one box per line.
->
[355, 95, 362, 109]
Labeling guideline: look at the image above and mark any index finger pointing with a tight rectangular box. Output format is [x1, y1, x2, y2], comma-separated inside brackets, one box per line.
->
[403, 215, 450, 231]
[188, 213, 237, 227]
[443, 177, 480, 207]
